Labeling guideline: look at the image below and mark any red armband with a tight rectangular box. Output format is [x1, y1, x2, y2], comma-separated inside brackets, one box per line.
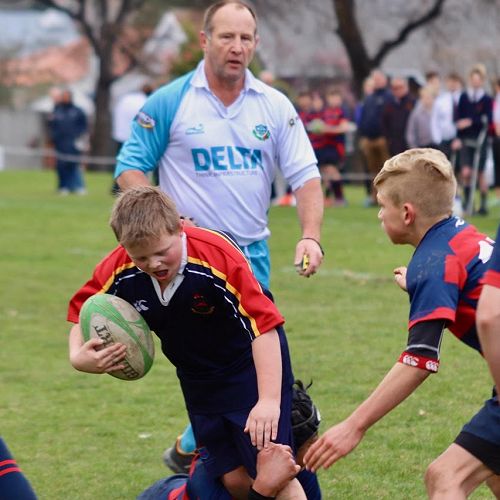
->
[398, 351, 439, 373]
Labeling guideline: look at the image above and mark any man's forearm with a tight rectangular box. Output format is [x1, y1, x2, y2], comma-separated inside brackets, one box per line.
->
[294, 178, 323, 241]
[116, 170, 151, 190]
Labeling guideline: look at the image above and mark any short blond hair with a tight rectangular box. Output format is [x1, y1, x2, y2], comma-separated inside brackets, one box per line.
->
[109, 186, 180, 247]
[374, 148, 457, 218]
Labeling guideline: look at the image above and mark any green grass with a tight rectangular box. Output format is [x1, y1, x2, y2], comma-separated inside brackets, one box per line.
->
[1, 169, 499, 499]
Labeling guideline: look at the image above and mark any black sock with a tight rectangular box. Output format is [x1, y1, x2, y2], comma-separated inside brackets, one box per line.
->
[330, 180, 344, 200]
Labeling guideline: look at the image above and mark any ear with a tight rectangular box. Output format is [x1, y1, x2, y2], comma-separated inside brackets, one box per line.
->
[402, 203, 416, 226]
[199, 31, 208, 51]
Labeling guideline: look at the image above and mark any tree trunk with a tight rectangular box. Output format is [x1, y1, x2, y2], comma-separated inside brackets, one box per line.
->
[333, 0, 374, 98]
[88, 23, 116, 172]
[88, 74, 114, 171]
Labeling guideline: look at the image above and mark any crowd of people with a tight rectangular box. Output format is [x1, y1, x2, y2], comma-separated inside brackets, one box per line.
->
[287, 65, 500, 216]
[45, 59, 500, 219]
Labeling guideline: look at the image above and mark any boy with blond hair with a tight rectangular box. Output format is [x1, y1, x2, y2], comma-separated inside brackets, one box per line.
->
[304, 148, 500, 498]
[67, 186, 305, 499]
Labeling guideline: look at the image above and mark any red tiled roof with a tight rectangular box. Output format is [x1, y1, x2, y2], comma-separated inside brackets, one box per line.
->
[1, 38, 91, 86]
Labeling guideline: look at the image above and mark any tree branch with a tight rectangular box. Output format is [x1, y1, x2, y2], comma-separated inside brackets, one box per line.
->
[372, 0, 447, 67]
[37, 0, 100, 54]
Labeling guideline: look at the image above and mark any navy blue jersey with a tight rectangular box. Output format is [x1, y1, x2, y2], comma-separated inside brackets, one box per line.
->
[68, 226, 292, 414]
[456, 91, 493, 140]
[399, 217, 494, 372]
[483, 224, 500, 288]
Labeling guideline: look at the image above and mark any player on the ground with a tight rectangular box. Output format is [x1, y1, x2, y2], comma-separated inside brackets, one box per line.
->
[67, 186, 305, 499]
[304, 148, 500, 498]
[138, 380, 321, 499]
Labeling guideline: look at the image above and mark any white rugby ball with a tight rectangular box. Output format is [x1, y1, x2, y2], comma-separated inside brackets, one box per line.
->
[79, 294, 154, 380]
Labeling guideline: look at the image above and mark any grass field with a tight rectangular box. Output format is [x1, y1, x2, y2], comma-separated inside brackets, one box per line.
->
[1, 169, 499, 499]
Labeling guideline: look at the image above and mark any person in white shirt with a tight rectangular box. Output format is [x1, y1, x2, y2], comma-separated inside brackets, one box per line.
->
[113, 0, 324, 488]
[431, 72, 463, 166]
[111, 83, 154, 194]
[112, 83, 154, 151]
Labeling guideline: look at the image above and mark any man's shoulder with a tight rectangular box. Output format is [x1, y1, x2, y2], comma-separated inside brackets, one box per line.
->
[147, 71, 196, 107]
[250, 78, 294, 108]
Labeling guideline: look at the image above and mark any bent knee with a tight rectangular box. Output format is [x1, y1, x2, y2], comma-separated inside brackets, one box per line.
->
[425, 459, 457, 491]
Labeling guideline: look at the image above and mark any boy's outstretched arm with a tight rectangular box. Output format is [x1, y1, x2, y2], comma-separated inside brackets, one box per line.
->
[477, 284, 500, 392]
[245, 329, 282, 451]
[68, 323, 127, 374]
[303, 362, 430, 472]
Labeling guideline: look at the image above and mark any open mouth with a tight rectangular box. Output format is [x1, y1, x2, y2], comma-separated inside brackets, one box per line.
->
[154, 270, 169, 280]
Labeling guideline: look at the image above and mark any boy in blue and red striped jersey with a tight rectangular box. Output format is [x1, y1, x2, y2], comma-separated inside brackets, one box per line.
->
[304, 148, 500, 498]
[67, 186, 303, 499]
[320, 89, 351, 207]
[0, 437, 37, 499]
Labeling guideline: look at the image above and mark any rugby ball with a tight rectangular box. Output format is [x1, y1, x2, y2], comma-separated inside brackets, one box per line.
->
[79, 294, 154, 381]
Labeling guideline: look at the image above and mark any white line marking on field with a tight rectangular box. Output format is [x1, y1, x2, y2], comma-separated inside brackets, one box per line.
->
[279, 267, 394, 282]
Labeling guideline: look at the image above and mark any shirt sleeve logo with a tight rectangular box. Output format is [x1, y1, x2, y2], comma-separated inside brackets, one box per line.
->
[136, 111, 156, 129]
[252, 124, 270, 141]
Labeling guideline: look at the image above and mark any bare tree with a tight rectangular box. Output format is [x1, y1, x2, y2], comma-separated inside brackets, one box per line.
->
[333, 0, 447, 95]
[36, 0, 147, 167]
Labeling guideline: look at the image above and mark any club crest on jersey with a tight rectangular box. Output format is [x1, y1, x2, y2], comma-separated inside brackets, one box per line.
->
[136, 111, 155, 129]
[252, 124, 270, 141]
[191, 294, 215, 315]
[186, 124, 205, 135]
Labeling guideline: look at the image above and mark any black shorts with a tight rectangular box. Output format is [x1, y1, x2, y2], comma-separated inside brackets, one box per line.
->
[454, 393, 500, 474]
[315, 146, 342, 167]
[460, 139, 488, 172]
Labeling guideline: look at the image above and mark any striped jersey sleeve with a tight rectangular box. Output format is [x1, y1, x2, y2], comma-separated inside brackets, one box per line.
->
[67, 245, 134, 323]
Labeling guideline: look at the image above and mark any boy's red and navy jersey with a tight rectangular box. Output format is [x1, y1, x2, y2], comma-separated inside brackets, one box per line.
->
[0, 438, 37, 500]
[322, 105, 346, 156]
[483, 224, 500, 289]
[400, 216, 494, 372]
[301, 109, 329, 150]
[68, 226, 288, 414]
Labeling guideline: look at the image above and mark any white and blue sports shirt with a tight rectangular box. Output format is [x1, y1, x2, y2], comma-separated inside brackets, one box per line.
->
[115, 61, 319, 246]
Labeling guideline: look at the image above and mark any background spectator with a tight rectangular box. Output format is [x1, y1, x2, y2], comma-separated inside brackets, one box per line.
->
[382, 76, 415, 156]
[111, 82, 154, 193]
[47, 88, 88, 195]
[406, 86, 437, 149]
[357, 69, 390, 206]
[456, 65, 493, 215]
[491, 77, 500, 207]
[431, 72, 463, 164]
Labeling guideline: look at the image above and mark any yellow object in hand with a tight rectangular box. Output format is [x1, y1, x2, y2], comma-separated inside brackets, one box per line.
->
[302, 254, 310, 271]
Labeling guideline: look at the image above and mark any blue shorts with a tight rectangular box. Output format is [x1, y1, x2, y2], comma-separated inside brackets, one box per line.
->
[454, 392, 500, 474]
[189, 385, 293, 479]
[241, 239, 270, 289]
